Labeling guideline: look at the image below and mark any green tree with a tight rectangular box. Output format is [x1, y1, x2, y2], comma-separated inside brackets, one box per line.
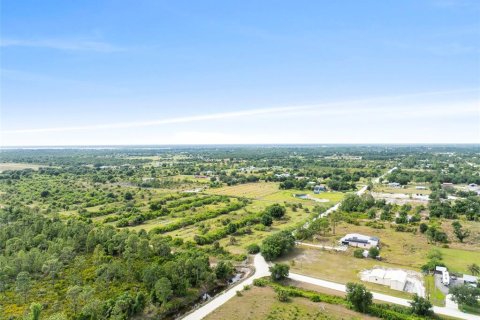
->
[310, 218, 330, 236]
[269, 263, 289, 281]
[409, 294, 433, 316]
[261, 214, 273, 226]
[29, 302, 42, 320]
[154, 277, 173, 305]
[449, 284, 480, 307]
[215, 261, 234, 281]
[42, 258, 63, 285]
[346, 282, 372, 313]
[419, 223, 428, 233]
[66, 285, 83, 315]
[266, 204, 286, 219]
[261, 230, 295, 261]
[16, 271, 31, 303]
[368, 246, 379, 259]
[452, 221, 470, 243]
[467, 263, 480, 276]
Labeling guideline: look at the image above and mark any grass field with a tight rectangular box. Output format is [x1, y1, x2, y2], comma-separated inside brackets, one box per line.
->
[204, 285, 380, 320]
[0, 162, 44, 172]
[374, 184, 431, 195]
[276, 247, 414, 299]
[329, 222, 479, 272]
[205, 182, 280, 199]
[438, 247, 480, 273]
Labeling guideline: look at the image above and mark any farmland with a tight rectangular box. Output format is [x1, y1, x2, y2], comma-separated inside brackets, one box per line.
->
[0, 145, 479, 320]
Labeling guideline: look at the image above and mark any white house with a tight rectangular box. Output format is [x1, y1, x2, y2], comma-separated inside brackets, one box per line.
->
[340, 234, 379, 249]
[313, 185, 326, 194]
[388, 182, 401, 188]
[468, 183, 478, 191]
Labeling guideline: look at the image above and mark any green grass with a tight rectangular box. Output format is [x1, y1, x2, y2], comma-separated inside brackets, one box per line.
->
[459, 304, 480, 315]
[277, 247, 414, 299]
[439, 247, 480, 274]
[425, 275, 445, 307]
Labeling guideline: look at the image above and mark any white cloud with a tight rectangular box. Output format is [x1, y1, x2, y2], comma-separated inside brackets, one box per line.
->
[0, 38, 123, 52]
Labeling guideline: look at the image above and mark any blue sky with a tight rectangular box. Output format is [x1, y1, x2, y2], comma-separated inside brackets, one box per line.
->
[1, 0, 479, 146]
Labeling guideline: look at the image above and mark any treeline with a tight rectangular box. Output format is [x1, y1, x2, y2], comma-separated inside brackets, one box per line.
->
[386, 168, 480, 185]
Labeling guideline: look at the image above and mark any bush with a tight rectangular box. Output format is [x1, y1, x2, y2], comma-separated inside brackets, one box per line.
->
[266, 204, 286, 219]
[253, 278, 268, 287]
[246, 243, 260, 254]
[275, 288, 290, 302]
[419, 223, 428, 233]
[353, 249, 364, 258]
[269, 263, 289, 281]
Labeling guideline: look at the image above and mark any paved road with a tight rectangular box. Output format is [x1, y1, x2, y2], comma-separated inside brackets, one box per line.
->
[182, 253, 478, 320]
[181, 166, 477, 320]
[289, 272, 480, 320]
[304, 167, 397, 227]
[181, 254, 270, 320]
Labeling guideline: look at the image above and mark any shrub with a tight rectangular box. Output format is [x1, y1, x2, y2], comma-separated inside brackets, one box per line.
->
[419, 223, 428, 233]
[253, 278, 268, 287]
[353, 249, 364, 258]
[246, 243, 260, 254]
[275, 288, 290, 302]
[269, 263, 289, 281]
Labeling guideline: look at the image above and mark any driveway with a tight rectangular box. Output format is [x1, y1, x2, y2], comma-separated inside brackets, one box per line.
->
[181, 254, 269, 320]
[181, 254, 479, 320]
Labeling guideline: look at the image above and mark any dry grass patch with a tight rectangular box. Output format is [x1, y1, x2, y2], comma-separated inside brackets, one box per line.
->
[204, 285, 379, 320]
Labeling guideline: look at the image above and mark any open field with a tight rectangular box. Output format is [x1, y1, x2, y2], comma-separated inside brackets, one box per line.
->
[374, 184, 431, 195]
[205, 182, 280, 199]
[0, 162, 44, 172]
[329, 222, 480, 271]
[276, 247, 414, 299]
[205, 285, 380, 320]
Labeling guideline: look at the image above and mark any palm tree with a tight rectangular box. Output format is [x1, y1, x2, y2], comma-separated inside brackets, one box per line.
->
[467, 263, 480, 276]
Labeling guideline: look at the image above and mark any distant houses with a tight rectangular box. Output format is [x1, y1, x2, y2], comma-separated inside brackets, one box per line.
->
[388, 182, 401, 188]
[313, 185, 326, 194]
[340, 233, 379, 249]
[468, 183, 479, 191]
[441, 182, 454, 190]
